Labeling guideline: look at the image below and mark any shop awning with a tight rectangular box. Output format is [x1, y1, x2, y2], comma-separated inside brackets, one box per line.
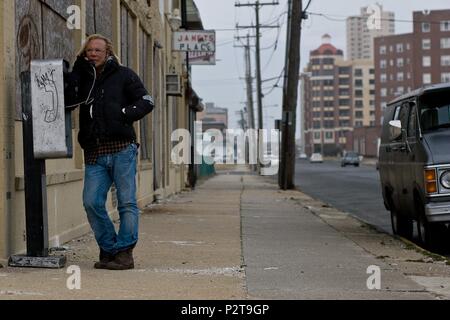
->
[186, 0, 204, 30]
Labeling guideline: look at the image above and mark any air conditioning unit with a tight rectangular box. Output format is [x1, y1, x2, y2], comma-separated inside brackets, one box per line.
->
[166, 73, 182, 96]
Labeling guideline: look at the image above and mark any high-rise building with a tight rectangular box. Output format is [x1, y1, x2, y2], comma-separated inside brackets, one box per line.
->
[302, 35, 378, 157]
[351, 59, 376, 128]
[347, 5, 395, 60]
[303, 35, 353, 156]
[374, 9, 450, 126]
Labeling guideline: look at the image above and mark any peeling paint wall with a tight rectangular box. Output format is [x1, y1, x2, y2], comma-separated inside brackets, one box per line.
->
[86, 0, 113, 39]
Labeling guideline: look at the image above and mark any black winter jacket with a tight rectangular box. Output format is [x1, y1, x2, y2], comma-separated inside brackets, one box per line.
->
[65, 56, 154, 149]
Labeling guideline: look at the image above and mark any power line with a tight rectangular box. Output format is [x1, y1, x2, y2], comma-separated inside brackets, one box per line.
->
[261, 11, 287, 71]
[262, 2, 279, 25]
[235, 0, 280, 131]
[306, 11, 449, 25]
[303, 0, 313, 13]
[217, 39, 236, 47]
[194, 77, 241, 82]
[262, 9, 288, 26]
[262, 67, 285, 96]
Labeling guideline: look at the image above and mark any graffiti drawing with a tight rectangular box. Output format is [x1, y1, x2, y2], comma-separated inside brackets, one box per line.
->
[35, 68, 59, 123]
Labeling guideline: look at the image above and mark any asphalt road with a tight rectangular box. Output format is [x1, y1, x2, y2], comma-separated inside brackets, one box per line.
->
[294, 158, 393, 235]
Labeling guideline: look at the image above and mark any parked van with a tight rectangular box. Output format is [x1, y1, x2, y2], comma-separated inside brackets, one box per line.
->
[379, 83, 450, 249]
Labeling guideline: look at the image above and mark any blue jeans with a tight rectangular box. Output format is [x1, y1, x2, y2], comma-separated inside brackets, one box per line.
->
[83, 143, 139, 254]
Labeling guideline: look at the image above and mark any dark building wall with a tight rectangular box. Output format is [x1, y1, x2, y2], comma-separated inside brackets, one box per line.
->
[374, 10, 450, 127]
[412, 10, 450, 86]
[351, 126, 382, 157]
[374, 33, 414, 127]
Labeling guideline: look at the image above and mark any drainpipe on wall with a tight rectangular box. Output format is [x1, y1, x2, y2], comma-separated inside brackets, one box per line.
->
[0, 0, 15, 263]
[181, 0, 196, 189]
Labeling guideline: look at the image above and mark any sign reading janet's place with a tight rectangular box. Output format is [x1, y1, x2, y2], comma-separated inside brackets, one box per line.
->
[173, 30, 216, 52]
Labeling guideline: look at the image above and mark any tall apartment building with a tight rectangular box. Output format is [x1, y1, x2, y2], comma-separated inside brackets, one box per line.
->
[299, 72, 311, 155]
[302, 35, 378, 156]
[374, 9, 450, 125]
[303, 35, 353, 156]
[347, 5, 395, 60]
[352, 59, 376, 127]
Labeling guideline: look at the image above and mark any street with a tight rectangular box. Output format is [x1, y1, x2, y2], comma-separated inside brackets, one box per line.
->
[294, 158, 391, 234]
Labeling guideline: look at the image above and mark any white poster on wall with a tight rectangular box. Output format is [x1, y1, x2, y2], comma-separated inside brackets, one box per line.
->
[173, 30, 216, 52]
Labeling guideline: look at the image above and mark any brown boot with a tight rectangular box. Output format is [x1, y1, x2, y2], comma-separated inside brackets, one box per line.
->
[94, 249, 115, 269]
[104, 247, 134, 270]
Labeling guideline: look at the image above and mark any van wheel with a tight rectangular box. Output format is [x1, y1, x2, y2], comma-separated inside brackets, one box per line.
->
[416, 206, 446, 251]
[390, 209, 413, 239]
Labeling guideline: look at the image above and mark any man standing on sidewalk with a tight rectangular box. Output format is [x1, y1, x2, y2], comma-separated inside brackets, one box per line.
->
[65, 34, 154, 270]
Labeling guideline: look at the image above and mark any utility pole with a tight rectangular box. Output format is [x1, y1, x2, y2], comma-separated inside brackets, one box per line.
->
[244, 35, 255, 130]
[279, 0, 303, 190]
[235, 1, 279, 130]
[234, 34, 256, 131]
[235, 34, 258, 170]
[238, 110, 247, 130]
[254, 4, 263, 131]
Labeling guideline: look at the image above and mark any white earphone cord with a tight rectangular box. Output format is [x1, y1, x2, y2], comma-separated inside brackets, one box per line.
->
[65, 63, 97, 109]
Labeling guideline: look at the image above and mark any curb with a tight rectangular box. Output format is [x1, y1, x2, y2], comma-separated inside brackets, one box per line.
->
[290, 185, 450, 265]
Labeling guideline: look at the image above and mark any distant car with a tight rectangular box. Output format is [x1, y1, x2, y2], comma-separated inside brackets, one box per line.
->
[341, 152, 360, 167]
[309, 153, 323, 163]
[298, 153, 308, 159]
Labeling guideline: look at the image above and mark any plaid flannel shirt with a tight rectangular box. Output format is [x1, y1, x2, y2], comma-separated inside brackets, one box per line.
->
[84, 139, 134, 165]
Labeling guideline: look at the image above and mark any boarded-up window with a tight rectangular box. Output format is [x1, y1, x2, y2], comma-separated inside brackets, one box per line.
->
[42, 6, 75, 60]
[15, 0, 75, 120]
[139, 27, 152, 161]
[120, 5, 135, 68]
[86, 0, 113, 39]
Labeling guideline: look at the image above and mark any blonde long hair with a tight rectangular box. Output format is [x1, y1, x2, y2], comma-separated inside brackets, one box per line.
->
[77, 34, 120, 63]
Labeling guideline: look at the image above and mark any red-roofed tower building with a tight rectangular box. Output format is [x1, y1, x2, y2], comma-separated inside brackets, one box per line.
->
[302, 35, 353, 156]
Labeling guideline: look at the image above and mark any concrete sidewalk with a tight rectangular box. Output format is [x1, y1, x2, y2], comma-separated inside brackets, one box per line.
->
[0, 165, 449, 299]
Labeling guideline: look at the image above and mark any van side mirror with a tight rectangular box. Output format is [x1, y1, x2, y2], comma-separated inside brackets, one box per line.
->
[389, 120, 402, 140]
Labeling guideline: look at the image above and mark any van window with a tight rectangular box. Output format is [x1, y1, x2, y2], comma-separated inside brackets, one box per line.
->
[419, 104, 450, 132]
[407, 105, 417, 137]
[393, 105, 401, 120]
[398, 104, 409, 128]
[419, 89, 450, 132]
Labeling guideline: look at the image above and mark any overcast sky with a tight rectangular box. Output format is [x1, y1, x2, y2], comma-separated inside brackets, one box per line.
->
[191, 0, 450, 135]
